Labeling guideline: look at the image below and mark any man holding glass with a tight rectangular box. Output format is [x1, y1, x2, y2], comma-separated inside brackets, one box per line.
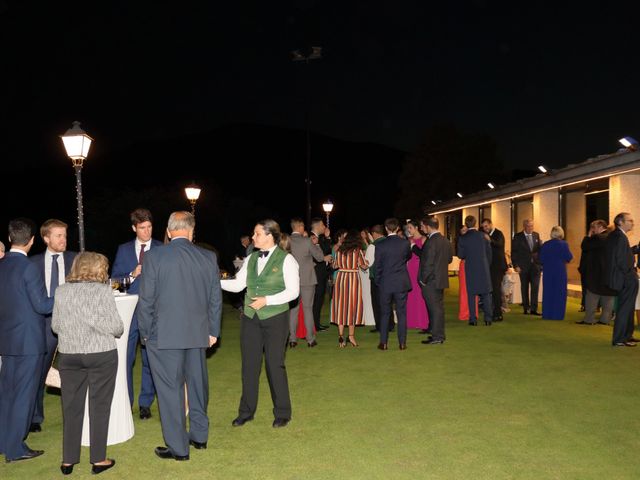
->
[112, 208, 162, 419]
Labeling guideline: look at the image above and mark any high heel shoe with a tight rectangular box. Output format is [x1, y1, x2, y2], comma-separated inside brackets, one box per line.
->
[338, 336, 346, 348]
[347, 335, 358, 347]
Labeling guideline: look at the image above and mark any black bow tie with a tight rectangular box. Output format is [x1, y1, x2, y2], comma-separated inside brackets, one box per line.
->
[258, 250, 269, 258]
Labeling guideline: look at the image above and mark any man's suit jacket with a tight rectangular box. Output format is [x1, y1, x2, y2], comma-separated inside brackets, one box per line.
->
[30, 250, 77, 297]
[511, 231, 542, 272]
[605, 228, 639, 292]
[457, 229, 492, 295]
[137, 238, 222, 349]
[374, 235, 412, 294]
[419, 232, 453, 290]
[112, 238, 163, 295]
[312, 233, 332, 281]
[0, 252, 53, 355]
[582, 232, 617, 296]
[290, 233, 325, 286]
[488, 228, 508, 273]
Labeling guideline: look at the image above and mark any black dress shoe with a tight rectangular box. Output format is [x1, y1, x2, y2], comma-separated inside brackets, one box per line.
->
[6, 449, 44, 463]
[189, 440, 207, 450]
[272, 418, 290, 428]
[154, 447, 189, 461]
[399, 343, 407, 350]
[530, 311, 541, 316]
[60, 464, 74, 475]
[307, 340, 318, 347]
[29, 423, 42, 433]
[468, 321, 477, 326]
[92, 459, 116, 474]
[575, 321, 594, 325]
[597, 321, 611, 325]
[139, 406, 152, 420]
[317, 325, 329, 331]
[377, 343, 388, 350]
[232, 415, 254, 427]
[288, 341, 297, 349]
[629, 337, 640, 342]
[370, 328, 379, 333]
[422, 338, 444, 345]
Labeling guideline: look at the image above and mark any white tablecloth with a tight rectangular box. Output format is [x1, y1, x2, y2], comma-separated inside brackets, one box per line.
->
[81, 294, 137, 446]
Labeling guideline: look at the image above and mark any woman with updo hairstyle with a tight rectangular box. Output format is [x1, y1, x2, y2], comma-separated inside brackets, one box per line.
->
[539, 226, 573, 320]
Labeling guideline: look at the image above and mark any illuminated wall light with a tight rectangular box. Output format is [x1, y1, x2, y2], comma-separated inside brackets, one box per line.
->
[487, 182, 495, 189]
[538, 165, 548, 173]
[456, 192, 463, 198]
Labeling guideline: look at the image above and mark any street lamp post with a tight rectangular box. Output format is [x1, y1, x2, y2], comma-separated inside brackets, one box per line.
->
[61, 121, 93, 252]
[322, 199, 334, 229]
[185, 184, 201, 241]
[292, 46, 322, 228]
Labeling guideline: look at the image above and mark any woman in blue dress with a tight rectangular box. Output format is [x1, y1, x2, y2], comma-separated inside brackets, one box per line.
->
[539, 226, 573, 320]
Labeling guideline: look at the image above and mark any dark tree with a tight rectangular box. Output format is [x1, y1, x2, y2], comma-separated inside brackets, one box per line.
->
[394, 124, 506, 219]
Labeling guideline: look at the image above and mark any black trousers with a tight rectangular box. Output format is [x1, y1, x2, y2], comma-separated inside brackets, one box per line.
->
[312, 271, 328, 328]
[612, 274, 639, 344]
[33, 315, 57, 424]
[371, 281, 394, 332]
[239, 312, 291, 420]
[519, 266, 541, 312]
[58, 350, 117, 464]
[421, 285, 445, 341]
[490, 269, 504, 319]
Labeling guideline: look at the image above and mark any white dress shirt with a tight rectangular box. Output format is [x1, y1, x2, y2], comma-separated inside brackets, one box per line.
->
[44, 249, 66, 296]
[135, 238, 153, 262]
[221, 245, 300, 305]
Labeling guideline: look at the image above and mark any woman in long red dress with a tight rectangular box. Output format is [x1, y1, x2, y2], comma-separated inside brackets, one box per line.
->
[331, 230, 367, 347]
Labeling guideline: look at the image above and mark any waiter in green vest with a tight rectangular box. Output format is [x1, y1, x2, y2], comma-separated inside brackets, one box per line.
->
[221, 219, 300, 428]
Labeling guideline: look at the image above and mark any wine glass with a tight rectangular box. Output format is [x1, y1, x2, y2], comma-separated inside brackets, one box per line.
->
[109, 278, 121, 292]
[120, 276, 131, 293]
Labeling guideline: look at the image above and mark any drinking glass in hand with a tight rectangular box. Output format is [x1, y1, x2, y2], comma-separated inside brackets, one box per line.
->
[109, 278, 121, 292]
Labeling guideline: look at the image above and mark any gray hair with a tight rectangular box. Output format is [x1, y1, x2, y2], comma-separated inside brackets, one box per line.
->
[550, 225, 564, 239]
[168, 211, 195, 232]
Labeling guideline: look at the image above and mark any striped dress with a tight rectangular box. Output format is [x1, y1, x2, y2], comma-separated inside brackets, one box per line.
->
[331, 248, 366, 326]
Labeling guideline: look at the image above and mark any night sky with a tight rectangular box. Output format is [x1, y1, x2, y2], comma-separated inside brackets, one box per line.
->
[2, 1, 639, 261]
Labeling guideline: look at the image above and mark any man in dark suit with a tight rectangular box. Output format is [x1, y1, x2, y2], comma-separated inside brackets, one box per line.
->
[374, 217, 412, 350]
[112, 208, 162, 419]
[310, 217, 332, 331]
[418, 216, 453, 344]
[458, 216, 493, 326]
[30, 219, 77, 433]
[481, 218, 508, 322]
[511, 219, 542, 315]
[138, 211, 222, 460]
[605, 212, 639, 346]
[0, 218, 53, 462]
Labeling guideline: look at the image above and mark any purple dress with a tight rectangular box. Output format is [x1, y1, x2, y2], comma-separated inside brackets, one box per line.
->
[407, 237, 429, 329]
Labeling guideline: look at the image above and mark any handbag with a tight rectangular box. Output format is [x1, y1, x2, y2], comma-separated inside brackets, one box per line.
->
[45, 349, 61, 389]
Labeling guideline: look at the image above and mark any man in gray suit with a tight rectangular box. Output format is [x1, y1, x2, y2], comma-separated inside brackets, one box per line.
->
[138, 211, 222, 461]
[288, 218, 329, 348]
[418, 216, 453, 344]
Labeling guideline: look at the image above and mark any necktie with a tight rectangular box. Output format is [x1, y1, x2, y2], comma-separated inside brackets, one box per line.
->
[139, 244, 146, 264]
[526, 234, 533, 250]
[258, 250, 269, 258]
[50, 254, 60, 297]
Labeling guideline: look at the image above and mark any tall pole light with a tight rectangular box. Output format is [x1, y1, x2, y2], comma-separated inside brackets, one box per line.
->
[322, 199, 334, 229]
[292, 46, 322, 228]
[61, 121, 93, 252]
[185, 183, 201, 241]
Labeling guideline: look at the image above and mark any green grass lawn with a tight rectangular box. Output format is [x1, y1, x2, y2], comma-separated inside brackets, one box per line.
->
[2, 278, 639, 479]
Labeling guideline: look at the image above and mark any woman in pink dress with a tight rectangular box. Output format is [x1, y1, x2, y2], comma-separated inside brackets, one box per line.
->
[406, 220, 429, 331]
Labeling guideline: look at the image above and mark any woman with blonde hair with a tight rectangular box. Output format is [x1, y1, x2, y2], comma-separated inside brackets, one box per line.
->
[539, 226, 573, 320]
[52, 252, 123, 475]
